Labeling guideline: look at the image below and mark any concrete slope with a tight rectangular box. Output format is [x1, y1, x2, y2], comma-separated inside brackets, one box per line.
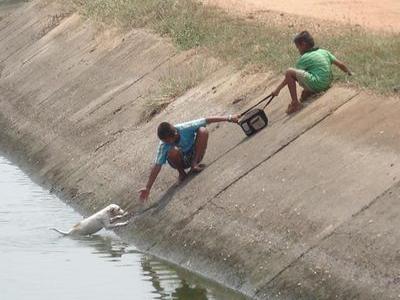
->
[0, 1, 399, 299]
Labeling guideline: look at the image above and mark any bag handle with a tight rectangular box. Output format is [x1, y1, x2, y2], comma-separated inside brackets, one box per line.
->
[240, 94, 275, 117]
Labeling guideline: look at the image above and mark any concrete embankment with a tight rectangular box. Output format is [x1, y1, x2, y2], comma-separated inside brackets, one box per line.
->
[1, 1, 399, 299]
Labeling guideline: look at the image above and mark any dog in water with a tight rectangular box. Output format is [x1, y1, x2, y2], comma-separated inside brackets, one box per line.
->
[51, 204, 130, 236]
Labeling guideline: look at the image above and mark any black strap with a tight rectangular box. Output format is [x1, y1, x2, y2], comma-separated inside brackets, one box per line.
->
[240, 94, 275, 117]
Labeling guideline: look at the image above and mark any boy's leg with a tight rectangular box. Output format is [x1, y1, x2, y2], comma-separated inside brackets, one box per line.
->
[191, 127, 208, 173]
[300, 89, 315, 102]
[293, 69, 316, 102]
[285, 68, 303, 114]
[167, 147, 187, 182]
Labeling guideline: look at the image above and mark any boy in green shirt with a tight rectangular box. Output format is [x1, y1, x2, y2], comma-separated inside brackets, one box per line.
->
[272, 31, 352, 114]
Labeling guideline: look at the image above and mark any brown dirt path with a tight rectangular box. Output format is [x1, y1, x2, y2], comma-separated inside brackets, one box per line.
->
[203, 0, 400, 32]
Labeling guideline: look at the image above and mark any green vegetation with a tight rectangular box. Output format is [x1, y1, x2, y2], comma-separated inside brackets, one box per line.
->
[74, 0, 400, 93]
[141, 59, 218, 121]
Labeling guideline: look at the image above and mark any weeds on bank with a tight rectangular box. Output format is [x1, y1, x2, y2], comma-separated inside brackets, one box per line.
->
[74, 0, 400, 94]
[142, 75, 199, 122]
[141, 58, 218, 122]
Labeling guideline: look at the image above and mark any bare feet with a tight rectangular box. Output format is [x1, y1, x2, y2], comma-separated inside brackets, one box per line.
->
[300, 89, 315, 102]
[178, 171, 188, 183]
[190, 164, 206, 174]
[286, 102, 303, 114]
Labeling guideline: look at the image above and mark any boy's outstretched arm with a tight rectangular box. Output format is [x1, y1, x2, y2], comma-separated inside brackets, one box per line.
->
[139, 164, 162, 201]
[271, 77, 287, 97]
[333, 59, 352, 75]
[205, 114, 240, 124]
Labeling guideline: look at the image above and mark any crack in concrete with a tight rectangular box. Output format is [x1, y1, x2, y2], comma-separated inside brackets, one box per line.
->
[35, 44, 105, 107]
[209, 200, 225, 210]
[213, 91, 361, 201]
[21, 44, 48, 65]
[350, 182, 399, 219]
[149, 91, 361, 231]
[94, 138, 115, 153]
[146, 91, 361, 298]
[0, 19, 42, 64]
[86, 53, 178, 117]
[254, 179, 398, 298]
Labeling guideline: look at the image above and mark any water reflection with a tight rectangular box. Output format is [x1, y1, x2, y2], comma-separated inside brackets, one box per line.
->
[172, 281, 208, 300]
[0, 155, 247, 300]
[74, 235, 129, 258]
[141, 257, 209, 300]
[72, 234, 213, 300]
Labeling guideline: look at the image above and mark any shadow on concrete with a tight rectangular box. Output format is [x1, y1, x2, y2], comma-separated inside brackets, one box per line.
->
[134, 176, 197, 217]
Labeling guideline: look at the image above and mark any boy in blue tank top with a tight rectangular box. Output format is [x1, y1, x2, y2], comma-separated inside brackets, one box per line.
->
[139, 114, 239, 201]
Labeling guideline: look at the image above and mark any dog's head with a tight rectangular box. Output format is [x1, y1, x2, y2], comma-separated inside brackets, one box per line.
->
[107, 204, 125, 216]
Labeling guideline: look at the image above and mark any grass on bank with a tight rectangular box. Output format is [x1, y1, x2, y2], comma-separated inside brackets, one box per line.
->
[141, 75, 201, 122]
[141, 58, 219, 122]
[74, 0, 400, 94]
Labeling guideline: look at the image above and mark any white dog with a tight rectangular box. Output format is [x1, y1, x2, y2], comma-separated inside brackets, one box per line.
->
[51, 204, 129, 236]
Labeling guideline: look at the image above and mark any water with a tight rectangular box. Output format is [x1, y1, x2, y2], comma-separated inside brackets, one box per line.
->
[0, 156, 247, 300]
[0, 2, 247, 299]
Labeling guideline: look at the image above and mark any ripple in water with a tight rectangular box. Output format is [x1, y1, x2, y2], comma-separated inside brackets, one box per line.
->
[0, 156, 248, 300]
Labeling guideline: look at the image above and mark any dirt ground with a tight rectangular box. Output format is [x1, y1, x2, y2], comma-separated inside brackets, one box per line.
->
[203, 0, 400, 32]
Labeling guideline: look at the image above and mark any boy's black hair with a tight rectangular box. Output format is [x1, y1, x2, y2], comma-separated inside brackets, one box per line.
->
[157, 122, 175, 140]
[293, 31, 315, 48]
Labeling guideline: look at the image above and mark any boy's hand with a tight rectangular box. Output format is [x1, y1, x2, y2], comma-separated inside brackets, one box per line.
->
[229, 114, 240, 123]
[139, 188, 150, 202]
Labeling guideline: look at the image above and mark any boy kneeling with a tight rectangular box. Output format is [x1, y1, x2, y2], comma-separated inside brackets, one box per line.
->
[139, 115, 239, 201]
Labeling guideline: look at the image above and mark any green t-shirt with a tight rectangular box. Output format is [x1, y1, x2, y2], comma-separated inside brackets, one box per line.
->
[296, 48, 336, 92]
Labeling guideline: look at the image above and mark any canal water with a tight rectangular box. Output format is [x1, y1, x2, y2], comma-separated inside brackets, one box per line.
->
[0, 156, 248, 300]
[0, 1, 248, 299]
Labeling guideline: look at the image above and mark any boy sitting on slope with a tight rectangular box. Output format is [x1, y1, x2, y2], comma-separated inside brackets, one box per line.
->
[272, 31, 352, 114]
[139, 115, 239, 201]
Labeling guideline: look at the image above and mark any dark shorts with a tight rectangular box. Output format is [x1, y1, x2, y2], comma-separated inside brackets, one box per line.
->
[167, 147, 194, 170]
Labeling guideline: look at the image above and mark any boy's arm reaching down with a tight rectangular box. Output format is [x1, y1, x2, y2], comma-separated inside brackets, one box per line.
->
[333, 59, 352, 75]
[138, 116, 239, 202]
[139, 164, 162, 201]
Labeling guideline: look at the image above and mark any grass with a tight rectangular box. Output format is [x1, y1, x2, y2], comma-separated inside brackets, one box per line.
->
[141, 58, 219, 122]
[141, 76, 193, 122]
[73, 0, 400, 94]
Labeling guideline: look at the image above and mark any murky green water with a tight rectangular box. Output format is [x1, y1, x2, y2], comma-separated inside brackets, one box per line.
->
[0, 2, 248, 299]
[0, 156, 248, 300]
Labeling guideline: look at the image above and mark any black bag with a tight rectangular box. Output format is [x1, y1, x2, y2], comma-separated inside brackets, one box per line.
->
[239, 94, 275, 136]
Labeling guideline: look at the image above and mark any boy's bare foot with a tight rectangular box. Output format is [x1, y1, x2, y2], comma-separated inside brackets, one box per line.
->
[190, 164, 206, 174]
[178, 172, 188, 183]
[286, 102, 303, 114]
[300, 89, 315, 102]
